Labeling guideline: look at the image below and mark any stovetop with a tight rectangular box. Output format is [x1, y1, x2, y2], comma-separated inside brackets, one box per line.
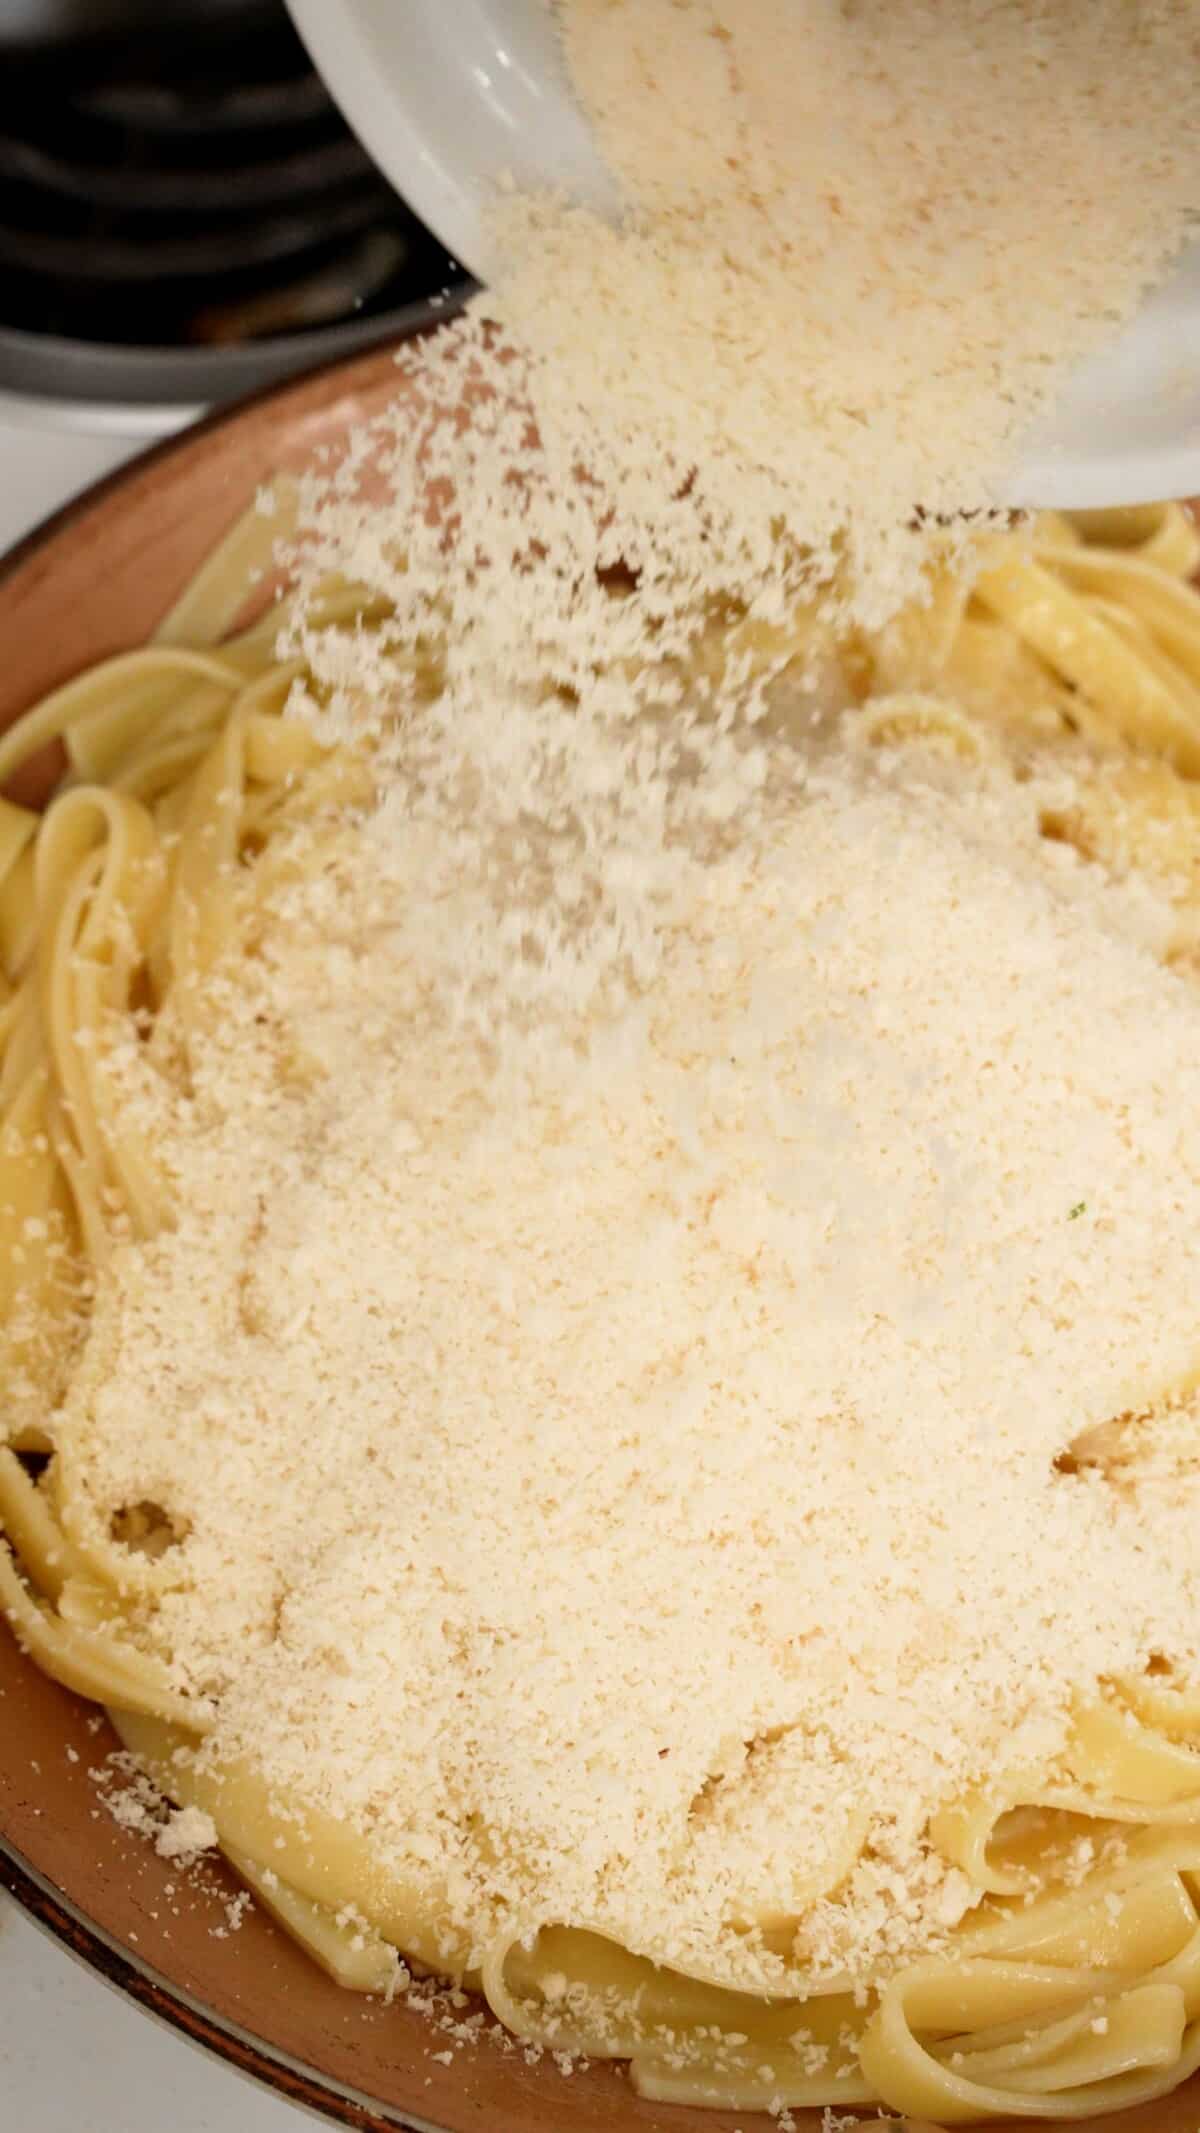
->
[0, 0, 470, 408]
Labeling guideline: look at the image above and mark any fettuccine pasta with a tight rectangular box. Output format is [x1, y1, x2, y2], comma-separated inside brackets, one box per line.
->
[5, 499, 1200, 2123]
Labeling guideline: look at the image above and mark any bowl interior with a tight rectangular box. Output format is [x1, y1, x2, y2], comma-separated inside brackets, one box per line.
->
[3, 341, 1200, 2133]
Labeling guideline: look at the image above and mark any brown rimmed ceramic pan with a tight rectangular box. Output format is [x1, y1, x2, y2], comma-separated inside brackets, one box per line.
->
[0, 338, 1198, 2133]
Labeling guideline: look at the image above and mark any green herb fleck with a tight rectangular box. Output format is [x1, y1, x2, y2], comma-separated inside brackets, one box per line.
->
[1068, 1200, 1087, 1221]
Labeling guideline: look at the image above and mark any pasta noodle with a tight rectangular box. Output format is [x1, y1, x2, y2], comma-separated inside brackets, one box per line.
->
[5, 496, 1200, 2123]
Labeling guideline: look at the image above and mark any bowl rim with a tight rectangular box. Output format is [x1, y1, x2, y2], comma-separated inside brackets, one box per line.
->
[0, 315, 444, 579]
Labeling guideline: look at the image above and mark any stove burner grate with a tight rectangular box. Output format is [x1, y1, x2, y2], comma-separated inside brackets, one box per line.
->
[0, 0, 469, 398]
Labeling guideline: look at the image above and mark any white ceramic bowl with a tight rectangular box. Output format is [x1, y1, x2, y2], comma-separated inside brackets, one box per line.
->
[285, 0, 1200, 511]
[285, 0, 616, 272]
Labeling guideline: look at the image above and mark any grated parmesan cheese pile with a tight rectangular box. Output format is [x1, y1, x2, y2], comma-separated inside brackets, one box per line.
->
[65, 724, 1200, 1989]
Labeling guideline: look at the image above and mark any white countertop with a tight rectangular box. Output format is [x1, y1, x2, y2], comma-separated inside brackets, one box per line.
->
[0, 395, 308, 2131]
[0, 1897, 308, 2132]
[0, 391, 199, 557]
